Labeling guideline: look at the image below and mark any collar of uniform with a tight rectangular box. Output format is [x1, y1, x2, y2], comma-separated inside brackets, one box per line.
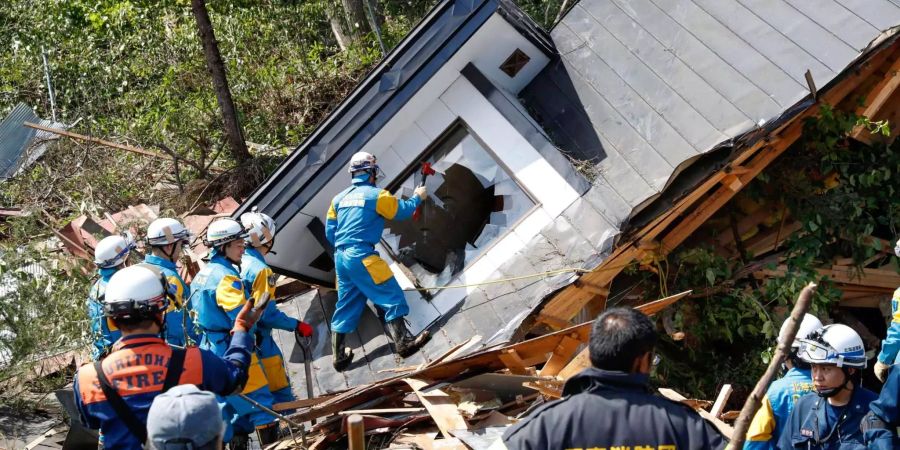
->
[244, 247, 265, 262]
[144, 254, 177, 271]
[112, 333, 165, 351]
[786, 366, 811, 379]
[210, 253, 236, 269]
[98, 267, 117, 281]
[352, 174, 374, 186]
[562, 367, 651, 396]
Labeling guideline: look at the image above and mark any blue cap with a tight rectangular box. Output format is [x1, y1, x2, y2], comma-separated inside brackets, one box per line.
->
[147, 385, 224, 450]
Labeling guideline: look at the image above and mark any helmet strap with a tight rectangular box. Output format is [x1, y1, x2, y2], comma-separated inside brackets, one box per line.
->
[815, 367, 853, 398]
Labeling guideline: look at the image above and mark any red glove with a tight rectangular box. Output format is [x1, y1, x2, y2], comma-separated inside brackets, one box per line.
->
[296, 321, 313, 337]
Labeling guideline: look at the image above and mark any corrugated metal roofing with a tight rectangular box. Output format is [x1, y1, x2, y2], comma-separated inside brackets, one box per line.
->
[0, 103, 62, 180]
[521, 0, 900, 225]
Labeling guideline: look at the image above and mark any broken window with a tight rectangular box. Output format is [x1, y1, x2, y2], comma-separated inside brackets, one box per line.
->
[382, 126, 535, 289]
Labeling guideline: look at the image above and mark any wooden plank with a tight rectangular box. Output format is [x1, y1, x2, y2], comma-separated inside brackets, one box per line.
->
[659, 388, 733, 438]
[710, 384, 733, 419]
[556, 347, 590, 380]
[273, 393, 341, 412]
[404, 378, 469, 438]
[523, 379, 564, 398]
[538, 333, 583, 378]
[536, 313, 573, 330]
[853, 52, 900, 127]
[337, 407, 426, 415]
[498, 349, 531, 375]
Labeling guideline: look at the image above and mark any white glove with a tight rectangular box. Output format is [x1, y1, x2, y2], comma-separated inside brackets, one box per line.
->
[414, 185, 427, 200]
[874, 361, 891, 382]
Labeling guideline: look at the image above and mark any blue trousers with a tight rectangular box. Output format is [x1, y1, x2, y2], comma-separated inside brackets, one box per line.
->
[257, 330, 295, 404]
[332, 245, 409, 334]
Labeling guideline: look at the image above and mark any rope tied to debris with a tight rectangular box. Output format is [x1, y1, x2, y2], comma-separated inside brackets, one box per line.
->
[403, 260, 638, 292]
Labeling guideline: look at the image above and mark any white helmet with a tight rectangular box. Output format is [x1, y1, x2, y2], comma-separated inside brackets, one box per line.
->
[104, 264, 170, 321]
[778, 313, 824, 349]
[894, 238, 899, 257]
[204, 218, 246, 248]
[146, 218, 192, 247]
[240, 208, 276, 247]
[798, 324, 867, 369]
[348, 151, 377, 174]
[94, 232, 136, 269]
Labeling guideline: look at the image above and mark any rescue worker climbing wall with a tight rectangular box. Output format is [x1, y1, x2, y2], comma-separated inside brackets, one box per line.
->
[325, 151, 429, 371]
[74, 264, 260, 450]
[778, 324, 876, 450]
[87, 232, 136, 360]
[240, 209, 313, 405]
[743, 313, 823, 450]
[191, 218, 279, 447]
[873, 238, 900, 383]
[144, 218, 200, 347]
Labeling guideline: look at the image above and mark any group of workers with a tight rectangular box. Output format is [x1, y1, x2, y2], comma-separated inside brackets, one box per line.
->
[76, 151, 430, 449]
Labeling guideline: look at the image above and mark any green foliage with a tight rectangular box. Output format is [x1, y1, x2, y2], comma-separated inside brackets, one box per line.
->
[650, 107, 897, 399]
[0, 215, 91, 407]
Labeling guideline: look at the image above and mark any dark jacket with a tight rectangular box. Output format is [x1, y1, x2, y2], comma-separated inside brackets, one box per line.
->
[862, 365, 900, 450]
[777, 386, 877, 450]
[502, 367, 728, 450]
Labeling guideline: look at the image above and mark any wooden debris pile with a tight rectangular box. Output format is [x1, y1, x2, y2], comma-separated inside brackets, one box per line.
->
[266, 292, 737, 450]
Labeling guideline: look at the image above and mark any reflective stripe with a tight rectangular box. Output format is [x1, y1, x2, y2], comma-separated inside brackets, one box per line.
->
[243, 353, 270, 394]
[260, 354, 290, 392]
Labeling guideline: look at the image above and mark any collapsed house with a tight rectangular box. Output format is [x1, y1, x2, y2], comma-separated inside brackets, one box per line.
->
[235, 0, 900, 399]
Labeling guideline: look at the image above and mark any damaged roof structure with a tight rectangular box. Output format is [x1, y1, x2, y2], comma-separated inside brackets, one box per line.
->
[235, 0, 900, 405]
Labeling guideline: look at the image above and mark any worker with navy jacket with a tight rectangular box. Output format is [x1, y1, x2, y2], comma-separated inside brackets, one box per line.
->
[501, 307, 727, 450]
[324, 151, 429, 371]
[743, 314, 822, 450]
[861, 364, 900, 449]
[777, 324, 877, 450]
[74, 264, 260, 450]
[87, 233, 136, 360]
[239, 209, 313, 405]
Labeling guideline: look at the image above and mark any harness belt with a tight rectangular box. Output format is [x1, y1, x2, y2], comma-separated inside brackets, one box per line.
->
[92, 346, 187, 442]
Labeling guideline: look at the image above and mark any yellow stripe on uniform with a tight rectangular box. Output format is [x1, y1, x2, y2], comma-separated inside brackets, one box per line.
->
[251, 267, 276, 303]
[326, 201, 338, 220]
[375, 189, 400, 219]
[260, 354, 290, 391]
[216, 275, 247, 312]
[746, 395, 776, 442]
[243, 353, 271, 394]
[166, 275, 185, 310]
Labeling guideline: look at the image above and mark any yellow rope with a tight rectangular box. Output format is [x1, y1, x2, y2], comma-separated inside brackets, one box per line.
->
[403, 260, 638, 292]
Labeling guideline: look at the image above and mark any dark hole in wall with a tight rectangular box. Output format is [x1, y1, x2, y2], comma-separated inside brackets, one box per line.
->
[387, 163, 496, 274]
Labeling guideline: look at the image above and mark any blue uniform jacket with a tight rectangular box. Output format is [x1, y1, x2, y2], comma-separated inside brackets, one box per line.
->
[87, 268, 122, 360]
[241, 248, 298, 334]
[191, 251, 269, 394]
[325, 175, 421, 248]
[502, 367, 727, 450]
[143, 254, 200, 346]
[863, 366, 900, 450]
[778, 387, 877, 450]
[744, 367, 814, 450]
[877, 287, 900, 364]
[74, 332, 252, 450]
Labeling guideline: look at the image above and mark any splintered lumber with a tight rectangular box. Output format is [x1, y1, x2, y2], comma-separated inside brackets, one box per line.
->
[273, 393, 341, 412]
[659, 388, 734, 438]
[731, 282, 817, 448]
[556, 347, 590, 381]
[537, 38, 898, 326]
[405, 378, 469, 438]
[537, 333, 582, 377]
[851, 51, 900, 140]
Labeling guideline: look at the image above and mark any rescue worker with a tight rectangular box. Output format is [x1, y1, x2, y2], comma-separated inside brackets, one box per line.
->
[778, 324, 877, 450]
[74, 264, 261, 450]
[873, 238, 900, 382]
[88, 232, 136, 360]
[502, 307, 728, 450]
[861, 364, 900, 449]
[191, 218, 279, 447]
[744, 313, 823, 449]
[240, 209, 313, 405]
[325, 151, 429, 371]
[144, 218, 200, 346]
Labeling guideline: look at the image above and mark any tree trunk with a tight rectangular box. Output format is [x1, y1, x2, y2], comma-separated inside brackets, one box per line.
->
[327, 7, 351, 51]
[190, 0, 251, 164]
[341, 0, 372, 40]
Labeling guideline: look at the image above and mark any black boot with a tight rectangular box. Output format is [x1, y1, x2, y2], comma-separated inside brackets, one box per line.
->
[228, 433, 250, 450]
[386, 318, 429, 358]
[332, 332, 353, 371]
[256, 423, 279, 447]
